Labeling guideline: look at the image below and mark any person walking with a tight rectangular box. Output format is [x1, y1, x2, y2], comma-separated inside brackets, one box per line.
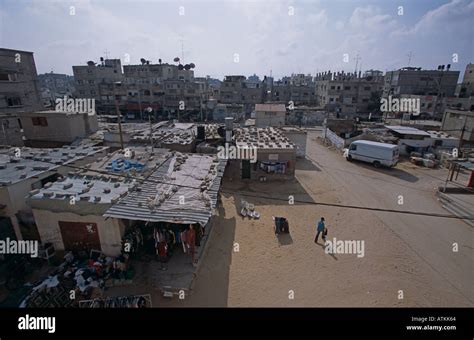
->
[314, 217, 325, 244]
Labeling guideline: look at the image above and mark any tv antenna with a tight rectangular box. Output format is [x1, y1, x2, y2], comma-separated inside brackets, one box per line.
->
[104, 49, 110, 59]
[354, 53, 361, 73]
[407, 51, 413, 66]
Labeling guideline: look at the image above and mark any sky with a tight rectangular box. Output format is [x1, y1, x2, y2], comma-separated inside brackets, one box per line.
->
[0, 0, 473, 80]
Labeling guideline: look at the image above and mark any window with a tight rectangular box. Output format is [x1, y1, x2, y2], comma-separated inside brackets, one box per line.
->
[0, 72, 10, 81]
[330, 86, 335, 90]
[88, 80, 95, 84]
[7, 97, 22, 107]
[364, 86, 371, 91]
[344, 86, 351, 90]
[349, 144, 357, 150]
[32, 117, 48, 126]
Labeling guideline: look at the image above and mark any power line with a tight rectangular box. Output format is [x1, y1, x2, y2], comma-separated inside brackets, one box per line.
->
[15, 152, 474, 221]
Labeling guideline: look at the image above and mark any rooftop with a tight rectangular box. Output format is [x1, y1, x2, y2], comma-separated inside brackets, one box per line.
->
[385, 125, 431, 137]
[255, 104, 287, 112]
[234, 127, 295, 150]
[131, 121, 196, 145]
[69, 146, 168, 180]
[28, 174, 136, 205]
[0, 144, 108, 186]
[104, 152, 226, 225]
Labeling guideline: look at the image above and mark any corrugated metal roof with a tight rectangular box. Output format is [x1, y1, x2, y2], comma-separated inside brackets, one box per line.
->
[103, 153, 226, 225]
[385, 125, 431, 136]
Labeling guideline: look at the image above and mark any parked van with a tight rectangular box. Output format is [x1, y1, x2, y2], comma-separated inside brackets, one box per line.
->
[346, 140, 399, 168]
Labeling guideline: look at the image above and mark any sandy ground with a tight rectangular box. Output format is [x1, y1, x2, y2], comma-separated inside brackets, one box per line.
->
[115, 130, 473, 307]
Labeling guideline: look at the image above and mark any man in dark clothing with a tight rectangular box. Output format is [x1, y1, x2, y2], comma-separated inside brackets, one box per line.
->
[314, 217, 325, 243]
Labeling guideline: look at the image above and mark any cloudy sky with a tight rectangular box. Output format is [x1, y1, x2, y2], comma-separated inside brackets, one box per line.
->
[1, 0, 473, 80]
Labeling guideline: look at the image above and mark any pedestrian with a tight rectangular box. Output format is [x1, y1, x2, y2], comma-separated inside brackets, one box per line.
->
[314, 217, 325, 244]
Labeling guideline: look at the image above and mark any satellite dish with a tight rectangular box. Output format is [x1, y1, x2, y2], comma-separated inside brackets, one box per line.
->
[178, 64, 184, 70]
[100, 57, 104, 62]
[184, 64, 191, 70]
[146, 107, 153, 113]
[174, 57, 180, 62]
[189, 63, 195, 69]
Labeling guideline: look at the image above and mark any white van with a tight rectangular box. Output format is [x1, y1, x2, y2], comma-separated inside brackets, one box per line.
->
[346, 140, 399, 168]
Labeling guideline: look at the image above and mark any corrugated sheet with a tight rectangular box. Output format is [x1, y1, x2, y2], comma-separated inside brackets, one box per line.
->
[104, 156, 226, 225]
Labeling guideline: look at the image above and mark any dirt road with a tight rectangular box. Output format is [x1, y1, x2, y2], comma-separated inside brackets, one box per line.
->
[153, 130, 472, 307]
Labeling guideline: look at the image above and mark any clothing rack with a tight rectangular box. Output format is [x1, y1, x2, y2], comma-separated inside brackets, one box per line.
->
[78, 294, 152, 308]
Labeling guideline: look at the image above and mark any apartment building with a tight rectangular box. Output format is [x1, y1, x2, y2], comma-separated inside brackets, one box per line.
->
[220, 75, 263, 113]
[458, 63, 474, 98]
[0, 48, 43, 115]
[315, 70, 384, 115]
[383, 67, 459, 98]
[72, 58, 123, 112]
[38, 72, 75, 107]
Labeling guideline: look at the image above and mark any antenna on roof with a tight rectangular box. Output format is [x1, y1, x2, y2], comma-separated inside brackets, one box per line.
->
[407, 51, 413, 67]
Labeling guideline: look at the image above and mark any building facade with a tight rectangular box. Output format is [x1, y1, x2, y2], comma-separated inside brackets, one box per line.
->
[0, 48, 43, 115]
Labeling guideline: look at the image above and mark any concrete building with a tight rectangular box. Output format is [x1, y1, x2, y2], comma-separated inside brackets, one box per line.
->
[0, 144, 108, 241]
[315, 70, 384, 115]
[38, 72, 75, 107]
[458, 63, 474, 98]
[72, 59, 123, 112]
[441, 109, 473, 144]
[0, 113, 24, 146]
[279, 126, 307, 158]
[0, 48, 43, 114]
[255, 103, 286, 128]
[17, 110, 99, 147]
[220, 75, 264, 113]
[269, 74, 316, 106]
[27, 147, 160, 255]
[229, 127, 296, 180]
[383, 67, 459, 98]
[212, 103, 245, 122]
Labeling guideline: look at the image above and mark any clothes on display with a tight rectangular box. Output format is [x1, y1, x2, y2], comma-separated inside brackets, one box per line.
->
[259, 161, 288, 174]
[79, 294, 152, 308]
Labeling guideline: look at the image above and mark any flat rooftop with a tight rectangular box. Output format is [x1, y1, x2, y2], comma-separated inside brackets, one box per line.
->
[72, 146, 168, 180]
[234, 127, 295, 150]
[0, 144, 108, 186]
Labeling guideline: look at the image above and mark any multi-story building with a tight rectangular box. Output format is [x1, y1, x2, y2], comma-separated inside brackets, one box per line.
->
[315, 70, 384, 115]
[255, 103, 286, 127]
[0, 113, 24, 146]
[0, 48, 43, 115]
[383, 67, 459, 98]
[72, 59, 123, 113]
[268, 74, 316, 106]
[458, 63, 474, 98]
[38, 72, 75, 107]
[220, 75, 263, 113]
